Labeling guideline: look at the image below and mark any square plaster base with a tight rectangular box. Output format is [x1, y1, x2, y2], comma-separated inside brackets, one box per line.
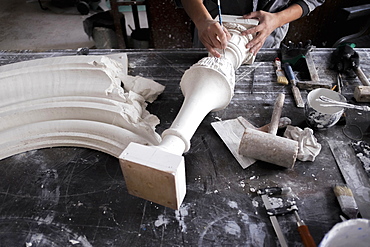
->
[119, 142, 186, 210]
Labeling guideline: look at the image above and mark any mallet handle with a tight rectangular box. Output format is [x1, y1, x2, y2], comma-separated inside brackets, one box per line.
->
[354, 67, 370, 86]
[268, 93, 285, 135]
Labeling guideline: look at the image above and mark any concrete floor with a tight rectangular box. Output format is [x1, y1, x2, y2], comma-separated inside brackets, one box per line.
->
[0, 0, 148, 50]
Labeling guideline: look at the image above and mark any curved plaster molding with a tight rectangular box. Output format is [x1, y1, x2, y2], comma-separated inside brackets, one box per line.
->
[0, 54, 164, 160]
[0, 120, 152, 159]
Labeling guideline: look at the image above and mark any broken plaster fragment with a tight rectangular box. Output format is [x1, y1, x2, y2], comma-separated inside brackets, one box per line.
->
[283, 125, 321, 162]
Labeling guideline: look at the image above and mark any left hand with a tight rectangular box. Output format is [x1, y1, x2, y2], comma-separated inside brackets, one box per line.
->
[241, 11, 281, 55]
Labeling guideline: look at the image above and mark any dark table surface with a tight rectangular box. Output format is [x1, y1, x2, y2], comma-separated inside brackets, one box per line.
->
[0, 48, 369, 247]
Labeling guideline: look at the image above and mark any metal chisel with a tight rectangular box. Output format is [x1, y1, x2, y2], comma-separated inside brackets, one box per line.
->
[261, 194, 289, 247]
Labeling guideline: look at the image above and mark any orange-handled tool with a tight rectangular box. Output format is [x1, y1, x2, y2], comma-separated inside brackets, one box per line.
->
[294, 211, 316, 247]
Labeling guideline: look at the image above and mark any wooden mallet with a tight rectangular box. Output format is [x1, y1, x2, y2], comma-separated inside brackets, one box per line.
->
[238, 93, 299, 168]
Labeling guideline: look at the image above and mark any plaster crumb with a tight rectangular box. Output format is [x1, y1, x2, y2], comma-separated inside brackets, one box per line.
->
[214, 190, 219, 193]
[250, 176, 256, 180]
[252, 199, 259, 208]
[154, 214, 169, 227]
[228, 201, 238, 209]
[241, 213, 249, 222]
[25, 243, 32, 247]
[239, 180, 245, 188]
[214, 116, 222, 121]
[175, 204, 189, 232]
[69, 240, 80, 245]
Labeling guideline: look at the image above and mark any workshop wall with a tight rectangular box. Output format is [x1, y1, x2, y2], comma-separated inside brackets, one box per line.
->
[284, 0, 370, 47]
[146, 0, 192, 48]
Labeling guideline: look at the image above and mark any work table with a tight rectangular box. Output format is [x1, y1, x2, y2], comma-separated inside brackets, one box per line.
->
[0, 48, 369, 246]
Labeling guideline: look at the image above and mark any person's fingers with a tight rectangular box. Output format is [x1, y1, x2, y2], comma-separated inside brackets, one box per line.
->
[241, 25, 259, 36]
[198, 20, 230, 55]
[224, 28, 232, 40]
[205, 45, 221, 57]
[248, 41, 263, 55]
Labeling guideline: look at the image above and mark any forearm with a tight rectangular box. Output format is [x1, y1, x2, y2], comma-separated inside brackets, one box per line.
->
[181, 0, 213, 27]
[274, 4, 304, 28]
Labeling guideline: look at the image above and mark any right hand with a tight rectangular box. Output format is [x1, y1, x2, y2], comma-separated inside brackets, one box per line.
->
[197, 19, 231, 58]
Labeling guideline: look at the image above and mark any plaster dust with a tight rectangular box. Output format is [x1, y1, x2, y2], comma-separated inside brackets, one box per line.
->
[175, 203, 189, 232]
[224, 221, 241, 237]
[351, 140, 370, 177]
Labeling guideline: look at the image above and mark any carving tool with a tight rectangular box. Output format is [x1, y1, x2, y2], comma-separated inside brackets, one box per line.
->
[217, 0, 225, 56]
[281, 41, 330, 90]
[317, 95, 370, 111]
[258, 187, 316, 247]
[251, 68, 255, 94]
[327, 139, 370, 219]
[333, 184, 359, 219]
[275, 58, 289, 85]
[293, 210, 317, 247]
[283, 62, 304, 108]
[260, 193, 289, 247]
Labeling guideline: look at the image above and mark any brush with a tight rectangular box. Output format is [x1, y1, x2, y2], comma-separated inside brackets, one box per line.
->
[333, 184, 359, 219]
[217, 0, 225, 56]
[274, 58, 289, 85]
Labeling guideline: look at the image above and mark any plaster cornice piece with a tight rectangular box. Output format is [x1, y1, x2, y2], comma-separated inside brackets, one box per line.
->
[120, 16, 258, 210]
[120, 75, 165, 103]
[0, 54, 164, 160]
[0, 120, 152, 159]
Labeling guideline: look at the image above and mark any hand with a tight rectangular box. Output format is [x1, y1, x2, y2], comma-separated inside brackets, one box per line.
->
[241, 11, 282, 55]
[197, 19, 231, 58]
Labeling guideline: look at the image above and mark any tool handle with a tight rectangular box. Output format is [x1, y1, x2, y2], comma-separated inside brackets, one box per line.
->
[217, 0, 222, 26]
[268, 93, 285, 135]
[298, 225, 316, 247]
[291, 85, 305, 108]
[283, 63, 304, 108]
[283, 63, 296, 86]
[354, 67, 370, 86]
